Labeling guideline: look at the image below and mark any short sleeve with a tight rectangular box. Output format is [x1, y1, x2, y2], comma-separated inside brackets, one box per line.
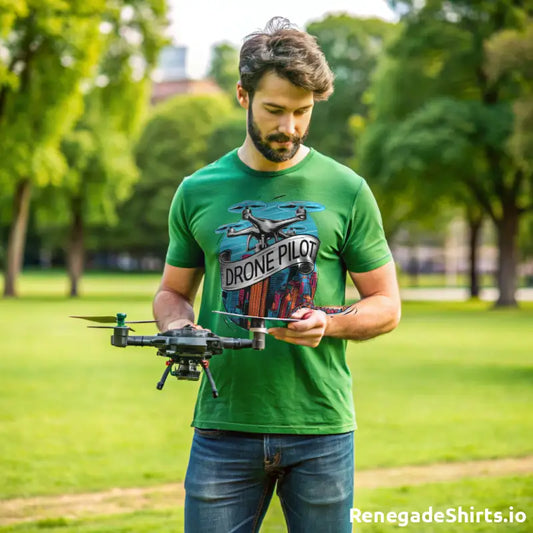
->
[340, 180, 392, 273]
[165, 182, 205, 268]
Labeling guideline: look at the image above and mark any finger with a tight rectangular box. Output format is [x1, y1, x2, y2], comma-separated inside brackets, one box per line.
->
[270, 326, 324, 341]
[288, 313, 324, 331]
[290, 307, 313, 319]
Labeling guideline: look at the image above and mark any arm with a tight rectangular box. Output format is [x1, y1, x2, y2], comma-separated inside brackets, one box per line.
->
[153, 263, 205, 331]
[268, 261, 401, 347]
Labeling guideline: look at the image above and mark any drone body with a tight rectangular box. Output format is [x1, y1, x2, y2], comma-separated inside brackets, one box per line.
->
[70, 313, 282, 397]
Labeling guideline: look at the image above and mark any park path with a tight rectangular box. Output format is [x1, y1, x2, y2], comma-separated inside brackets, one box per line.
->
[398, 287, 533, 301]
[1, 455, 532, 526]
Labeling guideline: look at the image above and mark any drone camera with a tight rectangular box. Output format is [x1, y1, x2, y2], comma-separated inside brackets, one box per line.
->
[175, 361, 202, 381]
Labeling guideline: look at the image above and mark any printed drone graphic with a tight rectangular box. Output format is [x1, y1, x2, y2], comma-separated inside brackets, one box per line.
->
[216, 199, 325, 327]
[222, 204, 307, 252]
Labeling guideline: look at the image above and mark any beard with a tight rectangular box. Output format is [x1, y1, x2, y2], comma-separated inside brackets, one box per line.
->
[247, 106, 309, 163]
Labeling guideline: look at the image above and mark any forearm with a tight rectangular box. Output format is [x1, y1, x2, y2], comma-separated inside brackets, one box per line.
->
[268, 293, 400, 347]
[325, 295, 401, 341]
[153, 288, 196, 331]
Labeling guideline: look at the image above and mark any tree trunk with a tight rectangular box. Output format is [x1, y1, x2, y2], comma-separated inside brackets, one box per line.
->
[407, 246, 420, 287]
[3, 179, 32, 297]
[467, 211, 483, 299]
[495, 204, 519, 307]
[67, 197, 84, 298]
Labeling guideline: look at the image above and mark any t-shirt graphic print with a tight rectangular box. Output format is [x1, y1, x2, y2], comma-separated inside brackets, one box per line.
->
[217, 199, 323, 324]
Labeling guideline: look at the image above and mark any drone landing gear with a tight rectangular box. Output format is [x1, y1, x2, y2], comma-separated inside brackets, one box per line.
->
[199, 360, 218, 398]
[156, 358, 219, 398]
[156, 362, 173, 391]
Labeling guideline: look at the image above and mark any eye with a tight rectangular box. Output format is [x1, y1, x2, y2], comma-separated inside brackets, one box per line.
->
[294, 108, 310, 116]
[266, 108, 282, 115]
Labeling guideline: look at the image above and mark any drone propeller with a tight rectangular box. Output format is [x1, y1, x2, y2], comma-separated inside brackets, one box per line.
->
[69, 315, 156, 324]
[87, 325, 135, 332]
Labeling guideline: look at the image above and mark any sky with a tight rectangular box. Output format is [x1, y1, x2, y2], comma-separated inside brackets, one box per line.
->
[166, 0, 398, 79]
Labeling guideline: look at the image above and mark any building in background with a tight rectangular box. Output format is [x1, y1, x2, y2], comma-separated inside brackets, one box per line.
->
[151, 45, 221, 104]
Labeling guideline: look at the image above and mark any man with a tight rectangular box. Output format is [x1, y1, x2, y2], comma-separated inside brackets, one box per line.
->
[153, 17, 401, 533]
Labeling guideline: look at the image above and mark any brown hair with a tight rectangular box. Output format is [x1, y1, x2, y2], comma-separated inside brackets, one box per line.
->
[239, 17, 334, 101]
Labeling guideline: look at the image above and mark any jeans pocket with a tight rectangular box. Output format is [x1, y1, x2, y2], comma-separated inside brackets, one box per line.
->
[194, 427, 225, 439]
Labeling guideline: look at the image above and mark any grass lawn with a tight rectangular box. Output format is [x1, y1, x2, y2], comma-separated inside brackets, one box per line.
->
[0, 271, 531, 529]
[0, 475, 530, 532]
[353, 300, 533, 467]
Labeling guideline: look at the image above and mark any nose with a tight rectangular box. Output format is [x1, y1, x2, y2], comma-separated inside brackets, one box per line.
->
[278, 114, 296, 135]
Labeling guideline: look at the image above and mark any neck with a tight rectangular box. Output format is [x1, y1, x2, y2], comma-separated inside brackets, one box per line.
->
[238, 136, 310, 172]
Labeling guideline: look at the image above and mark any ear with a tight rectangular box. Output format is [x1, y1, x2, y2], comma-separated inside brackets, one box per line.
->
[236, 82, 249, 110]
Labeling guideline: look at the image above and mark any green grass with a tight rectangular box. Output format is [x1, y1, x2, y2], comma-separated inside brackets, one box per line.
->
[352, 300, 533, 468]
[1, 476, 530, 532]
[350, 474, 532, 532]
[0, 509, 183, 533]
[13, 270, 162, 300]
[0, 271, 532, 530]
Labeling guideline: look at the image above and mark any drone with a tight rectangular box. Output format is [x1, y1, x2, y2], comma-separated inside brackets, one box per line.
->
[70, 311, 299, 398]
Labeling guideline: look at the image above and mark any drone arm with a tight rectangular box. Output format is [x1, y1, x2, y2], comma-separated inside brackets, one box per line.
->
[220, 337, 254, 350]
[110, 328, 166, 348]
[126, 335, 166, 347]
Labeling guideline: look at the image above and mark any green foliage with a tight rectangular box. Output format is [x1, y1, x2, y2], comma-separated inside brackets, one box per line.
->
[485, 22, 533, 174]
[362, 1, 532, 304]
[99, 93, 235, 253]
[519, 212, 533, 260]
[138, 93, 235, 176]
[94, 0, 169, 137]
[305, 15, 395, 163]
[205, 111, 246, 163]
[0, 0, 106, 189]
[208, 41, 239, 97]
[360, 97, 514, 212]
[29, 1, 169, 248]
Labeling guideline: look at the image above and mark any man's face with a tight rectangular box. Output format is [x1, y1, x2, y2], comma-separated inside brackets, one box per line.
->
[241, 71, 314, 163]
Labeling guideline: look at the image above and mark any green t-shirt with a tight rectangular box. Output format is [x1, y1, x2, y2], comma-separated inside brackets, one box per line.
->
[166, 148, 391, 434]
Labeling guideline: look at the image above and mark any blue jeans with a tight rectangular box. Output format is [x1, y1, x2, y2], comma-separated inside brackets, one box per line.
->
[184, 429, 354, 533]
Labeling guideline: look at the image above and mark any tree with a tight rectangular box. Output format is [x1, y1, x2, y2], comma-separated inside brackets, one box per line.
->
[59, 0, 167, 296]
[305, 15, 395, 164]
[0, 1, 104, 296]
[205, 111, 246, 163]
[208, 42, 239, 98]
[363, 0, 530, 305]
[358, 98, 505, 297]
[98, 93, 235, 256]
[1, 0, 168, 296]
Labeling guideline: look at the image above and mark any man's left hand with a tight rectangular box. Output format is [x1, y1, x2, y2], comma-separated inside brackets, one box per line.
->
[268, 308, 327, 347]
